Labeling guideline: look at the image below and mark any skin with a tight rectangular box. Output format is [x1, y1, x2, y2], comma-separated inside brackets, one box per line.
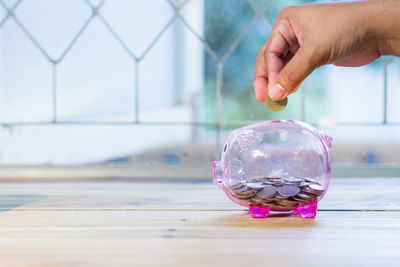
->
[254, 0, 400, 102]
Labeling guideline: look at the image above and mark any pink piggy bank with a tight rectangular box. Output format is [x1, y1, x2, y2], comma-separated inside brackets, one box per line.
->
[213, 120, 332, 218]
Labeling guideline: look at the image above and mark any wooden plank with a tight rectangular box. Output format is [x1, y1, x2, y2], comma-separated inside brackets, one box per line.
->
[0, 179, 399, 266]
[0, 165, 212, 180]
[0, 165, 400, 180]
[0, 178, 399, 210]
[0, 210, 399, 266]
[321, 177, 400, 210]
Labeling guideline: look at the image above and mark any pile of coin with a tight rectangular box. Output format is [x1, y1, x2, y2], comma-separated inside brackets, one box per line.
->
[228, 177, 324, 210]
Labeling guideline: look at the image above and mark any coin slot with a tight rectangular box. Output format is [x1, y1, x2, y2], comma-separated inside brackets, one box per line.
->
[223, 144, 227, 153]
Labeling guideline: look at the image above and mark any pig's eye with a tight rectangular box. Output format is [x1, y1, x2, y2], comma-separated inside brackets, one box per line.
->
[223, 144, 228, 152]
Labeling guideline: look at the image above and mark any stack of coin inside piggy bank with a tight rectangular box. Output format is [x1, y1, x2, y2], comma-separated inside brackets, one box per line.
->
[213, 120, 332, 218]
[229, 176, 325, 210]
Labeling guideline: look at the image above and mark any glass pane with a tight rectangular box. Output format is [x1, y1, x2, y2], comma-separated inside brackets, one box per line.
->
[0, 4, 6, 22]
[0, 0, 398, 170]
[303, 67, 330, 124]
[0, 19, 53, 122]
[14, 0, 92, 60]
[100, 0, 175, 58]
[220, 17, 272, 122]
[1, 0, 18, 9]
[327, 125, 400, 165]
[304, 63, 385, 125]
[387, 57, 400, 123]
[0, 125, 216, 165]
[265, 0, 319, 23]
[57, 17, 135, 122]
[138, 18, 205, 123]
[204, 0, 254, 59]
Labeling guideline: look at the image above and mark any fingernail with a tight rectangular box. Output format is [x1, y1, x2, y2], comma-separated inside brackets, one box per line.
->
[268, 83, 286, 101]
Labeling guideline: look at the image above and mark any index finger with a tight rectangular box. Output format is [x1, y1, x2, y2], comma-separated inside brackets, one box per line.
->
[265, 20, 300, 100]
[266, 27, 290, 86]
[254, 43, 268, 103]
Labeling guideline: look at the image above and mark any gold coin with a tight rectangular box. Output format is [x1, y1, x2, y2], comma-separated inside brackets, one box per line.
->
[265, 94, 288, 112]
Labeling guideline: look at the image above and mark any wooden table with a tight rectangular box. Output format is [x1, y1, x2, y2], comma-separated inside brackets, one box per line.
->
[0, 177, 399, 266]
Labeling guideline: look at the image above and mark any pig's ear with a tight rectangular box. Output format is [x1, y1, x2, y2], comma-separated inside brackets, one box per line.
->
[237, 130, 260, 151]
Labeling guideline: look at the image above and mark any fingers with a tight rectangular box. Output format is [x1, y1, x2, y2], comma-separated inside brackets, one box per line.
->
[269, 44, 318, 101]
[255, 13, 317, 102]
[254, 43, 268, 102]
[265, 20, 300, 101]
[266, 30, 290, 88]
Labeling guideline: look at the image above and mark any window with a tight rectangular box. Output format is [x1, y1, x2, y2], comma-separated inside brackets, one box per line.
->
[1, 0, 400, 173]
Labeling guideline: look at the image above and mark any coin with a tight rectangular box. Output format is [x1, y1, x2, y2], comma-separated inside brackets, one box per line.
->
[239, 198, 253, 205]
[295, 193, 314, 199]
[278, 185, 300, 197]
[230, 181, 245, 189]
[264, 177, 282, 182]
[263, 177, 283, 185]
[230, 184, 246, 192]
[227, 176, 324, 209]
[232, 191, 256, 199]
[232, 185, 248, 193]
[265, 94, 288, 112]
[293, 197, 310, 204]
[251, 177, 266, 183]
[279, 199, 299, 209]
[303, 185, 324, 196]
[252, 196, 275, 205]
[229, 186, 256, 198]
[247, 182, 264, 190]
[299, 181, 310, 188]
[309, 184, 324, 191]
[256, 185, 277, 198]
[293, 193, 314, 203]
[307, 184, 325, 196]
[284, 177, 305, 184]
[304, 178, 321, 185]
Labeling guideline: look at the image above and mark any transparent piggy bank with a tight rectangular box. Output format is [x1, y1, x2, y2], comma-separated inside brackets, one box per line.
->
[213, 120, 332, 218]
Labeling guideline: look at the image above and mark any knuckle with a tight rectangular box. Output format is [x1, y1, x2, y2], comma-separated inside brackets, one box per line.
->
[257, 46, 264, 57]
[282, 68, 298, 90]
[307, 44, 326, 68]
[278, 6, 296, 18]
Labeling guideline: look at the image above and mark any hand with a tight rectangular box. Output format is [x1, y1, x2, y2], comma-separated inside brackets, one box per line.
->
[254, 0, 400, 102]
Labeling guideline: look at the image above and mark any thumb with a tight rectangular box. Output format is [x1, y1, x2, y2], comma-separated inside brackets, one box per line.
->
[268, 45, 318, 101]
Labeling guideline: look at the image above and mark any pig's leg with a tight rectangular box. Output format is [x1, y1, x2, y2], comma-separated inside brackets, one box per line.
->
[249, 204, 271, 218]
[296, 200, 318, 218]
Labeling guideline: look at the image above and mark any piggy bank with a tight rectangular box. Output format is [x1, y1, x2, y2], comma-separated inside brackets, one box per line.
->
[213, 120, 332, 218]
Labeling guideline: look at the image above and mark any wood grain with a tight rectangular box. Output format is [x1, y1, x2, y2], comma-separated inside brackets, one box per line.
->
[0, 178, 399, 266]
[0, 178, 399, 210]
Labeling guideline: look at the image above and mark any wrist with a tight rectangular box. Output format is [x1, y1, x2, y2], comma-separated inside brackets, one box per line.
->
[365, 0, 400, 56]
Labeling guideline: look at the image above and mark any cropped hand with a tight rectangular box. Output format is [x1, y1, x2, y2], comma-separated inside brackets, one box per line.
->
[254, 0, 400, 102]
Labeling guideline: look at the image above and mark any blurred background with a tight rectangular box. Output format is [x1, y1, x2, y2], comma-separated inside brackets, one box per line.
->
[1, 0, 400, 177]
